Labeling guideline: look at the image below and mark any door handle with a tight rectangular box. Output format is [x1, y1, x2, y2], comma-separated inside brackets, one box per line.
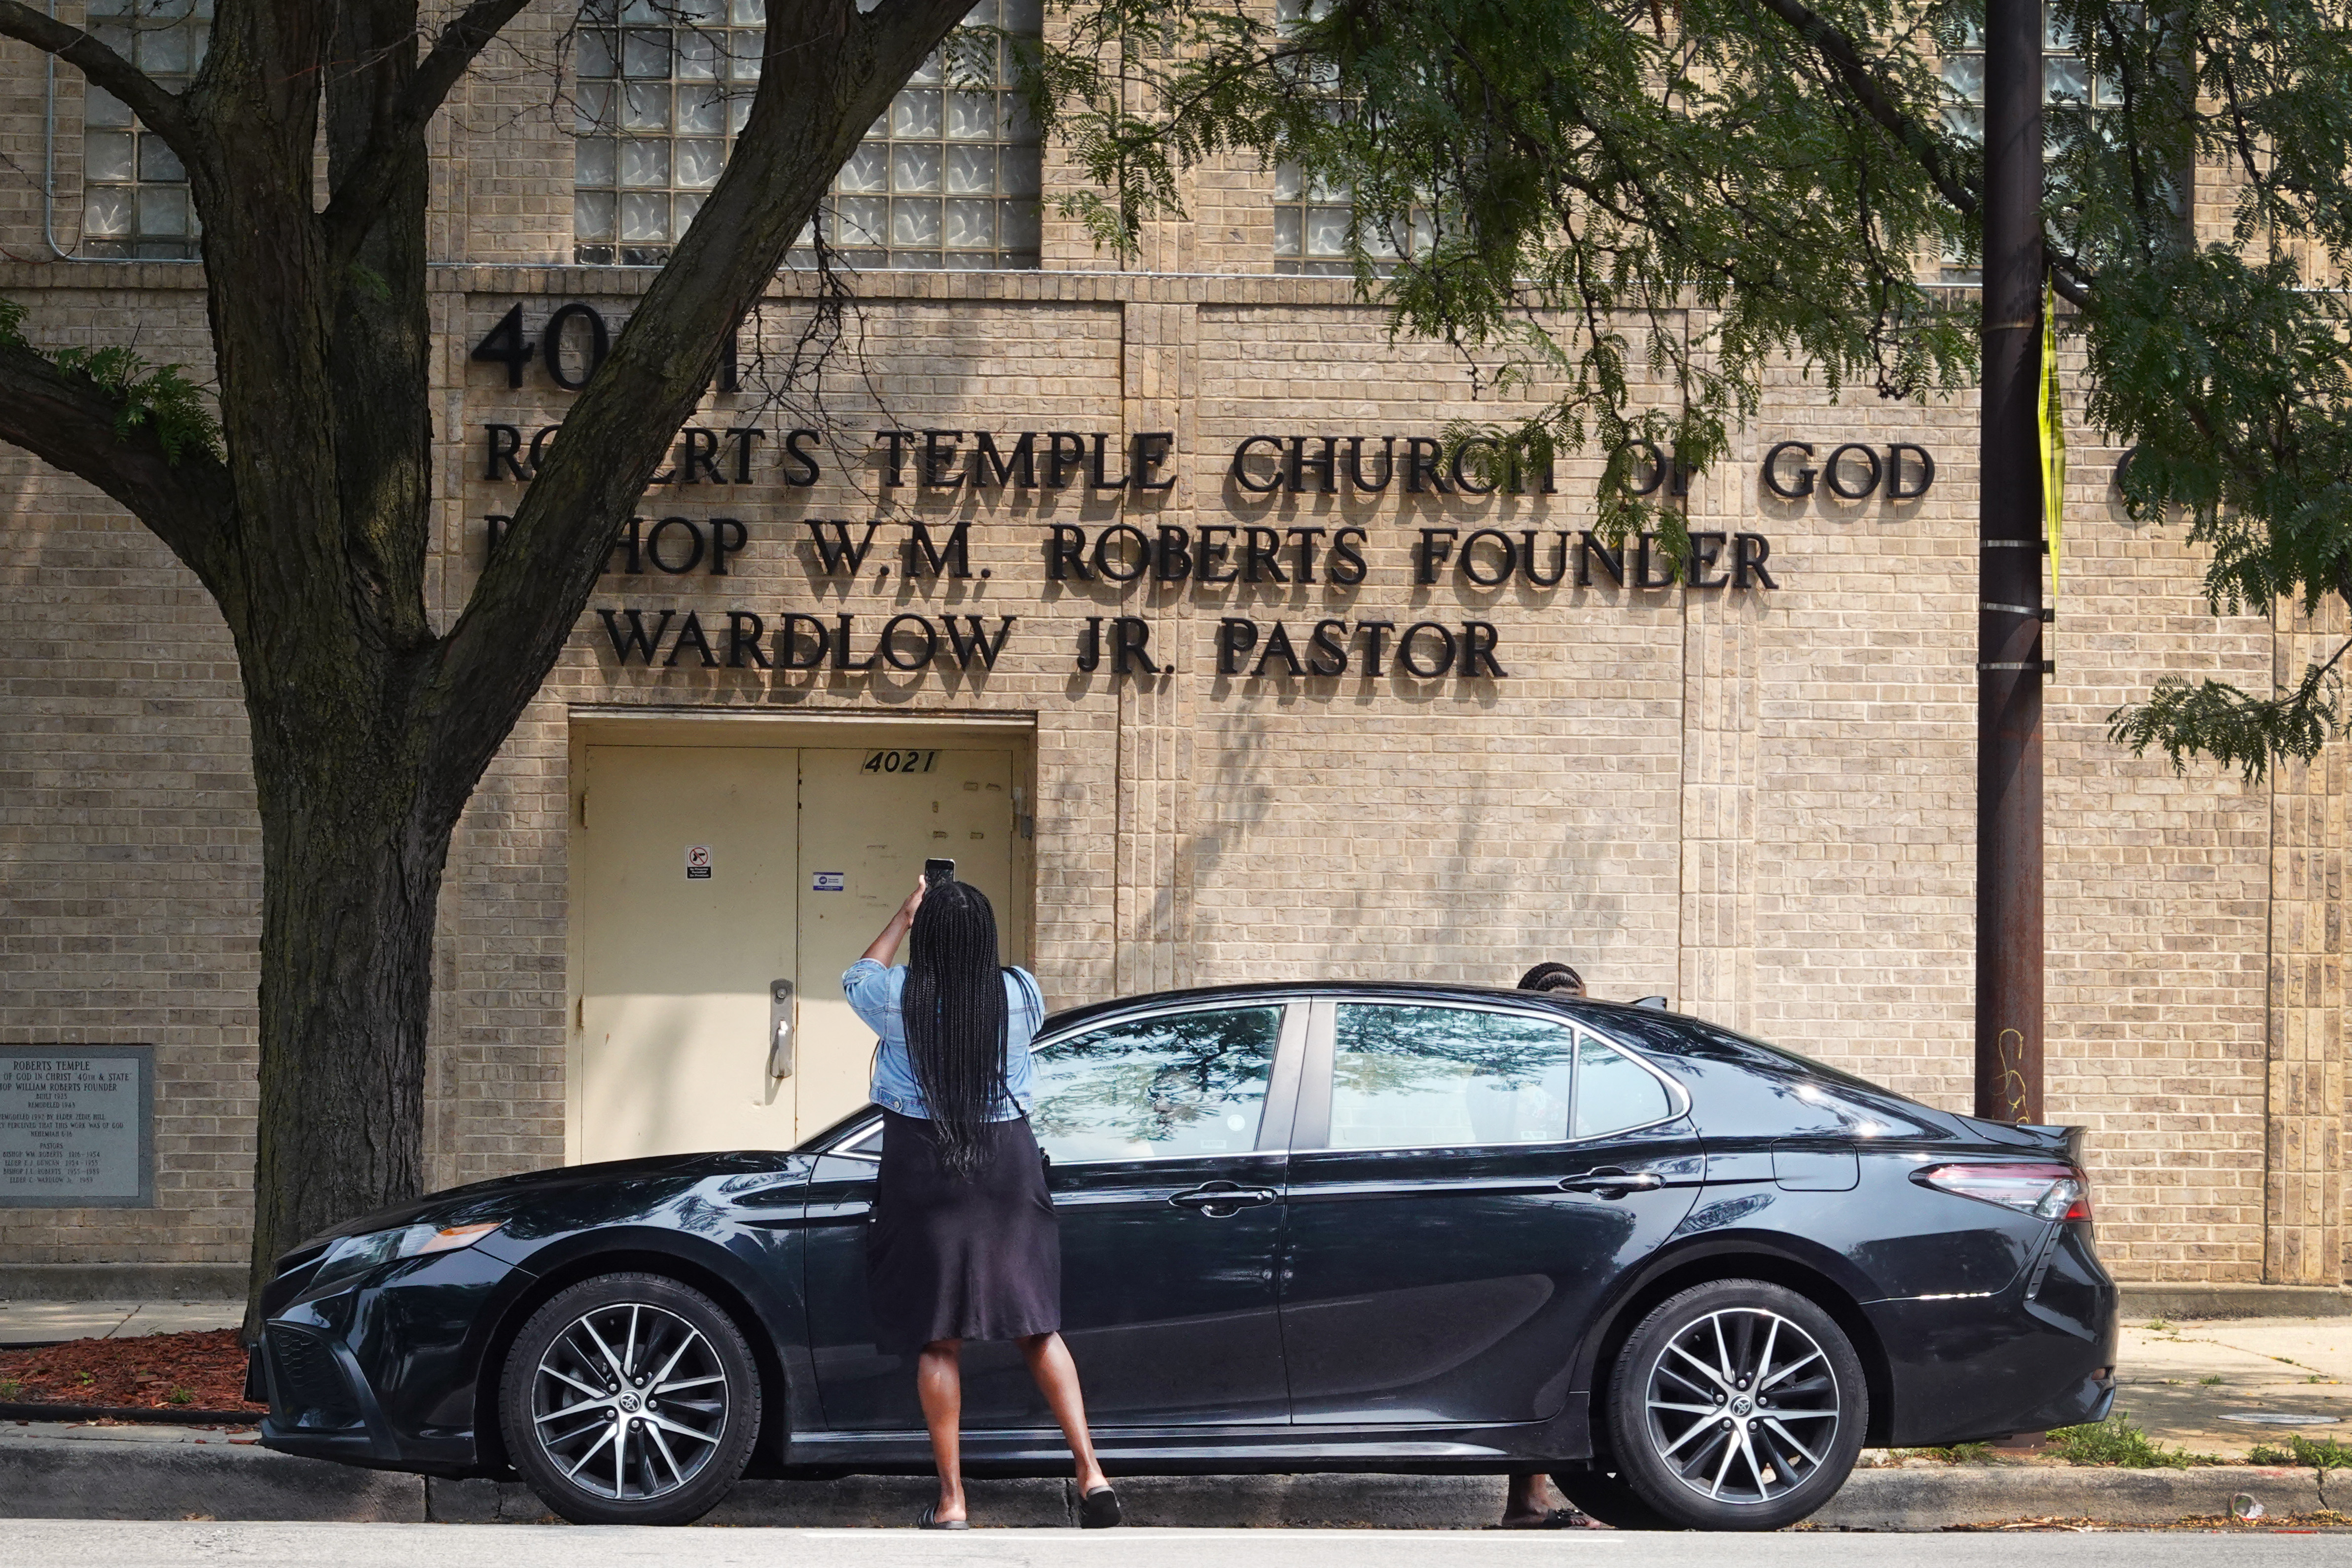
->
[768, 979, 795, 1079]
[1169, 1182, 1279, 1217]
[1558, 1167, 1664, 1197]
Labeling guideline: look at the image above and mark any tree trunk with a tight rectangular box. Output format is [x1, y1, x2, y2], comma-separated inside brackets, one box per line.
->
[0, 0, 986, 1331]
[242, 731, 452, 1332]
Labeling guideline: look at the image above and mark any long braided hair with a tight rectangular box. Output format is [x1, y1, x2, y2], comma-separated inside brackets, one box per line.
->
[900, 880, 1011, 1180]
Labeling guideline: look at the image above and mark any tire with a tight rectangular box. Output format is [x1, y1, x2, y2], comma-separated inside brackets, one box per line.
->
[1604, 1279, 1867, 1531]
[499, 1272, 762, 1526]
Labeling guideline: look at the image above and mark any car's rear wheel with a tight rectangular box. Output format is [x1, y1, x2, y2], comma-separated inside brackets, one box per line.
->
[499, 1272, 760, 1525]
[1605, 1279, 1866, 1531]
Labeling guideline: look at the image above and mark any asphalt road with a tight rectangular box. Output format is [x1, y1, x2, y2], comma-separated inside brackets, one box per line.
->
[4, 1523, 2345, 1568]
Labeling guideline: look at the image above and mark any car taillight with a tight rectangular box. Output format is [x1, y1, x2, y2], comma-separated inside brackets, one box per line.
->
[1918, 1162, 2091, 1221]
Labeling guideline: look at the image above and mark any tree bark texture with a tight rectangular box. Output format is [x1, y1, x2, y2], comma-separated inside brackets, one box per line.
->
[0, 0, 978, 1327]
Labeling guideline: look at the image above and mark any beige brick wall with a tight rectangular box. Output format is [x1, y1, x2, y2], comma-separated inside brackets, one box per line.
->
[0, 285, 255, 1264]
[0, 1, 2339, 1284]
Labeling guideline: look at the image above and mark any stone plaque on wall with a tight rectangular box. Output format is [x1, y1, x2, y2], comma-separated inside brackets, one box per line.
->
[0, 1046, 154, 1208]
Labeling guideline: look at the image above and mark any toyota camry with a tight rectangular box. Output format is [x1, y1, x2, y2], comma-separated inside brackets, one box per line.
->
[249, 983, 2116, 1531]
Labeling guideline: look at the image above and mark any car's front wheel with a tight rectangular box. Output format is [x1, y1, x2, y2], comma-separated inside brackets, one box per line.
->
[1605, 1279, 1866, 1531]
[499, 1272, 761, 1525]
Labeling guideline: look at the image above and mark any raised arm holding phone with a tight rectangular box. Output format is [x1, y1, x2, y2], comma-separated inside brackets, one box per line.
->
[843, 866, 1119, 1530]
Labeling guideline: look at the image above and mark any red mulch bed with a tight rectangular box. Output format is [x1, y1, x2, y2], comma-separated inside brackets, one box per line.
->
[0, 1328, 265, 1415]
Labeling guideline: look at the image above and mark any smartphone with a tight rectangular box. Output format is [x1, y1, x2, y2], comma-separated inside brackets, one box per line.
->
[923, 858, 957, 888]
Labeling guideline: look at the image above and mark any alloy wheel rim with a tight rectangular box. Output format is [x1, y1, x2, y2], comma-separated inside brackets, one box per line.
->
[1640, 1306, 1839, 1505]
[531, 1301, 728, 1501]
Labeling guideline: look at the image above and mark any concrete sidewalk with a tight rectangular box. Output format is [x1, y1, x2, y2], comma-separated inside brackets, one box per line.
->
[2107, 1317, 2350, 1457]
[0, 1301, 243, 1347]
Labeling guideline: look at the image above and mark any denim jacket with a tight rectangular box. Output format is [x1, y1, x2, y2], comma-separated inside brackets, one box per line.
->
[842, 958, 1044, 1121]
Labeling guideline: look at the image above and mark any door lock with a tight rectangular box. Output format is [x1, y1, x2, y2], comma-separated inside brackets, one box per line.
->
[768, 979, 795, 1079]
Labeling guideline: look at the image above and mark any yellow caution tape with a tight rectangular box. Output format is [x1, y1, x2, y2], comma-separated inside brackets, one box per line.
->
[2038, 276, 2065, 595]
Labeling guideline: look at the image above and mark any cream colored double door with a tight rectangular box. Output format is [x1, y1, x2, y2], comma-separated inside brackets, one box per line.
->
[577, 745, 1016, 1162]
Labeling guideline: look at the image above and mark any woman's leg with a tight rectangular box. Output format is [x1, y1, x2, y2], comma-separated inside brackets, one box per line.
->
[1500, 1471, 1554, 1524]
[917, 1338, 967, 1521]
[1019, 1332, 1108, 1493]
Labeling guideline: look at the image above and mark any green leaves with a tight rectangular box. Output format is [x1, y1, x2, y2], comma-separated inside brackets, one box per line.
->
[1030, 0, 2352, 773]
[49, 345, 222, 465]
[0, 296, 221, 465]
[1042, 0, 1977, 570]
[2107, 670, 2342, 784]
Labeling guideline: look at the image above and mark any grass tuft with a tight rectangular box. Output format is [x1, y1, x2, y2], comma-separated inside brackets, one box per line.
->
[1882, 1442, 1998, 1464]
[2046, 1413, 2219, 1468]
[2248, 1434, 2351, 1470]
[2248, 1435, 2352, 1510]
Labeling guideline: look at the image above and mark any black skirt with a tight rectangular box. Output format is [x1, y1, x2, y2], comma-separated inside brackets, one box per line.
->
[867, 1109, 1062, 1354]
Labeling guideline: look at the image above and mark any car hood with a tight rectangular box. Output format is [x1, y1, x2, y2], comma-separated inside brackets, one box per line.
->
[289, 1150, 788, 1253]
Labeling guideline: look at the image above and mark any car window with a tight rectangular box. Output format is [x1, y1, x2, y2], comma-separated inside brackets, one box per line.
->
[1574, 1033, 1674, 1137]
[1330, 1004, 1577, 1150]
[1028, 1005, 1282, 1164]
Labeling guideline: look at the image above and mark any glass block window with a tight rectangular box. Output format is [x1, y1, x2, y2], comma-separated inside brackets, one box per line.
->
[1938, 19, 2121, 278]
[573, 0, 1042, 269]
[812, 0, 1042, 270]
[574, 0, 761, 267]
[1272, 161, 1432, 276]
[1939, 18, 2119, 147]
[80, 0, 207, 260]
[1269, 0, 1429, 276]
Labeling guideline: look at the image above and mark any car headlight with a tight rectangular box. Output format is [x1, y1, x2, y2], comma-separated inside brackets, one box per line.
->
[308, 1220, 503, 1291]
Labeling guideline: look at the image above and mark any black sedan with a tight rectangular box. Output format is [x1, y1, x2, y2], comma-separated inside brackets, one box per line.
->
[251, 983, 2116, 1532]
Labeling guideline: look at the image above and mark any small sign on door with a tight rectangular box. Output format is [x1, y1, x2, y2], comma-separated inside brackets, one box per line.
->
[811, 871, 845, 892]
[685, 845, 713, 880]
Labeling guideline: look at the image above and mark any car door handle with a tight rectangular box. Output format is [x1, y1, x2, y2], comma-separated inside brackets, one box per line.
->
[1169, 1183, 1279, 1216]
[1558, 1168, 1664, 1197]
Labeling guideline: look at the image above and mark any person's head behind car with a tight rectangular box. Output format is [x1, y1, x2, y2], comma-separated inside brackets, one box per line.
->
[1517, 961, 1586, 997]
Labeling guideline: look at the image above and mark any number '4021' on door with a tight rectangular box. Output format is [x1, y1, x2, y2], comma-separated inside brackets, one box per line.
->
[863, 750, 938, 774]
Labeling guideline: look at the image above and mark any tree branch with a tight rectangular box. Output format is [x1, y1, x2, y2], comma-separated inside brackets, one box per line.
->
[411, 0, 972, 818]
[0, 340, 239, 608]
[1746, 0, 1978, 223]
[0, 0, 198, 157]
[320, 0, 533, 259]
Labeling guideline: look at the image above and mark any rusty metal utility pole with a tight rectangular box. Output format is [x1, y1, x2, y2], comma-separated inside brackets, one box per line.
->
[1976, 0, 2046, 1124]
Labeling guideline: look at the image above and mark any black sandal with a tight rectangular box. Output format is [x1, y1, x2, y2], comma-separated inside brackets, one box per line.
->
[1080, 1486, 1122, 1529]
[917, 1504, 971, 1530]
[1495, 1507, 1589, 1530]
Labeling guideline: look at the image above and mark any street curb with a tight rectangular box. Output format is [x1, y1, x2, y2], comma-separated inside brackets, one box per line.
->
[1, 1424, 2338, 1528]
[1814, 1464, 2332, 1529]
[0, 1402, 262, 1426]
[0, 1427, 422, 1522]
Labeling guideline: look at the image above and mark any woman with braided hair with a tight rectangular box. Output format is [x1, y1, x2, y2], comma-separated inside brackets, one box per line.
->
[844, 874, 1118, 1530]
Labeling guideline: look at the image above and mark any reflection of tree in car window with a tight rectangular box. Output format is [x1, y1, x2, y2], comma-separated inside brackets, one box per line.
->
[1332, 1005, 1576, 1150]
[1030, 1008, 1279, 1163]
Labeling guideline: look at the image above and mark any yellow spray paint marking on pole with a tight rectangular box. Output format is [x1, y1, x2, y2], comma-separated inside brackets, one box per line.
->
[2038, 276, 2065, 595]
